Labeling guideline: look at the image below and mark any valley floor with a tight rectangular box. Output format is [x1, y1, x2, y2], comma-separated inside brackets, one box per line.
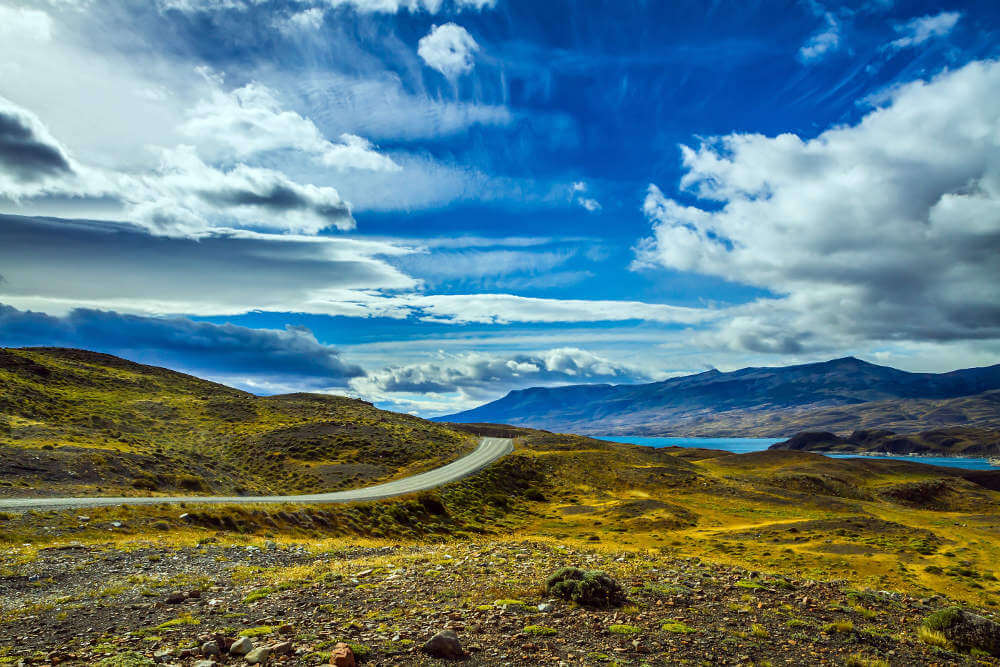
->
[2, 537, 993, 666]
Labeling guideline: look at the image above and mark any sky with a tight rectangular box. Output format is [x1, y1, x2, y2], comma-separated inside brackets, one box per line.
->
[1, 0, 999, 416]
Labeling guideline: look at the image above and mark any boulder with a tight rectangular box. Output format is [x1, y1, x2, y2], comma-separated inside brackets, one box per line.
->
[924, 607, 1000, 656]
[330, 642, 356, 667]
[422, 629, 463, 659]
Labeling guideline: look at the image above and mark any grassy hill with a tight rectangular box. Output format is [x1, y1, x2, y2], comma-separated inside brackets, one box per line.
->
[439, 356, 1000, 436]
[0, 347, 476, 497]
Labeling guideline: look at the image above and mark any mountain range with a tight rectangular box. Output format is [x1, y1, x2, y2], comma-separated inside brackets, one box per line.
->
[437, 357, 1000, 436]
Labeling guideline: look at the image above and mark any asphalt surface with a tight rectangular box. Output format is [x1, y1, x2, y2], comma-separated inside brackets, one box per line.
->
[0, 437, 513, 512]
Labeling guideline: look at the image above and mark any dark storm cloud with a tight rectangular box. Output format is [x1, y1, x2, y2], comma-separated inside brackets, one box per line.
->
[0, 304, 364, 386]
[200, 183, 352, 223]
[0, 108, 72, 182]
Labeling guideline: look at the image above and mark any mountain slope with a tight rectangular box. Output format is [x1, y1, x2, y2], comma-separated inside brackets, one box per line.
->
[0, 347, 476, 497]
[438, 357, 1000, 436]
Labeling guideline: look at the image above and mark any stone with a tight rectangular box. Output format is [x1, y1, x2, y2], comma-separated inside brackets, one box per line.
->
[277, 623, 295, 635]
[270, 641, 293, 656]
[264, 540, 277, 550]
[229, 637, 254, 656]
[193, 661, 216, 667]
[330, 642, 355, 667]
[422, 629, 463, 659]
[245, 646, 272, 664]
[165, 592, 186, 604]
[537, 603, 553, 612]
[201, 641, 221, 658]
[926, 607, 1000, 656]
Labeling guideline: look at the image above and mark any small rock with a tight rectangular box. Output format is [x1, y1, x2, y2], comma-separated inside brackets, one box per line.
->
[330, 642, 355, 667]
[537, 603, 553, 612]
[422, 629, 463, 659]
[187, 589, 202, 599]
[193, 661, 216, 667]
[270, 641, 292, 656]
[277, 623, 295, 636]
[229, 637, 254, 656]
[77, 516, 90, 522]
[201, 641, 221, 658]
[165, 592, 186, 604]
[245, 646, 272, 664]
[264, 540, 277, 550]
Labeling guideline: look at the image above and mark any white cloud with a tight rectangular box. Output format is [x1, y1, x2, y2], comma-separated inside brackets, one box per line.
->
[159, 0, 496, 14]
[290, 71, 512, 141]
[180, 82, 399, 171]
[278, 7, 325, 32]
[352, 347, 647, 411]
[317, 0, 496, 14]
[569, 181, 601, 212]
[374, 293, 714, 325]
[635, 59, 1000, 354]
[888, 11, 961, 51]
[0, 5, 53, 42]
[799, 12, 840, 62]
[418, 23, 479, 78]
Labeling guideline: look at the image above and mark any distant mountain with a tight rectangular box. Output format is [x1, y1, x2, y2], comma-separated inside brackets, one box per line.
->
[436, 357, 1000, 436]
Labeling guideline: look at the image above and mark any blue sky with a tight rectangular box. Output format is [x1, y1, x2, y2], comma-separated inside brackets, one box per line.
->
[1, 0, 999, 415]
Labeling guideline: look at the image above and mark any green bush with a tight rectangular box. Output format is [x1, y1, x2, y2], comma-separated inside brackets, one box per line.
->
[545, 567, 626, 608]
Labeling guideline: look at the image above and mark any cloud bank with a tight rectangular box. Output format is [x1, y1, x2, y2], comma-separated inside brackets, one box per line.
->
[0, 304, 363, 388]
[636, 59, 1000, 354]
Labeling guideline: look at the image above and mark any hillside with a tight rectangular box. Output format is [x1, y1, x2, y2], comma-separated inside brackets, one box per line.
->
[771, 427, 1000, 458]
[0, 347, 476, 497]
[438, 356, 1000, 436]
[4, 424, 1000, 664]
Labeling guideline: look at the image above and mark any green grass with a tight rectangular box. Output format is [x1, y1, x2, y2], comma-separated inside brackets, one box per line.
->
[608, 624, 642, 635]
[661, 620, 696, 634]
[523, 625, 558, 636]
[239, 625, 276, 637]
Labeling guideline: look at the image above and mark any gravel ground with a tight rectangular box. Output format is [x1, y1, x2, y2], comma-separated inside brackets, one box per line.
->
[2, 539, 996, 666]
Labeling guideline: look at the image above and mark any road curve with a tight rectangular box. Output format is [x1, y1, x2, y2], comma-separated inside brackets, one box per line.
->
[0, 437, 513, 512]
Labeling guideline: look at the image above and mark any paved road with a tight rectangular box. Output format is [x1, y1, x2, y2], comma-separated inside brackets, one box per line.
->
[0, 437, 513, 512]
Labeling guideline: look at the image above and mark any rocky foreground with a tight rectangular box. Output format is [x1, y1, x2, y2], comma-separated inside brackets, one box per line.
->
[3, 538, 999, 666]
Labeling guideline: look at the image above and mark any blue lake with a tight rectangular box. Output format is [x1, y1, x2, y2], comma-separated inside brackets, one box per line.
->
[598, 436, 1000, 471]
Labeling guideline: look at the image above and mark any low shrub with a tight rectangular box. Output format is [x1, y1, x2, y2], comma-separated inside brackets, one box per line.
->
[545, 567, 626, 608]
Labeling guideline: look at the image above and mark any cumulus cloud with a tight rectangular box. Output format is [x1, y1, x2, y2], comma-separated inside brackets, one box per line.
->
[0, 303, 363, 388]
[418, 23, 479, 78]
[353, 347, 647, 404]
[799, 11, 840, 62]
[0, 96, 73, 190]
[635, 59, 1000, 355]
[181, 82, 399, 171]
[0, 96, 356, 235]
[570, 181, 601, 212]
[888, 11, 961, 51]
